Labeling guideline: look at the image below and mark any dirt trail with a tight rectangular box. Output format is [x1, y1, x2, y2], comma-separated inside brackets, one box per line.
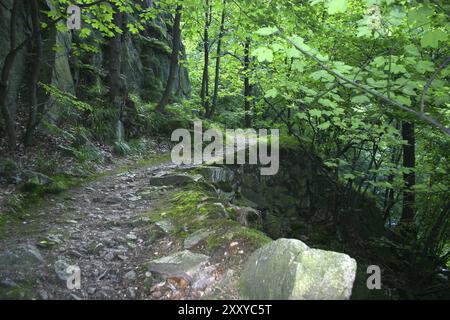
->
[0, 158, 200, 299]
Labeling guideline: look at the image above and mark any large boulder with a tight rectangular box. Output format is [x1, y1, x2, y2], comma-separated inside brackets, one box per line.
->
[239, 238, 357, 300]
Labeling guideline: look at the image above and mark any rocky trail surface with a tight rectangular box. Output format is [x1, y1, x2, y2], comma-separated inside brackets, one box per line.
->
[0, 156, 245, 300]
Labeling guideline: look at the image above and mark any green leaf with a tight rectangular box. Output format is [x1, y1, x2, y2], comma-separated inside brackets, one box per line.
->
[289, 36, 312, 52]
[404, 44, 420, 57]
[415, 60, 435, 74]
[395, 95, 411, 106]
[327, 0, 348, 14]
[343, 173, 355, 180]
[311, 70, 334, 82]
[318, 98, 337, 108]
[255, 27, 279, 36]
[252, 47, 274, 62]
[351, 95, 371, 104]
[286, 47, 302, 58]
[265, 88, 278, 98]
[310, 109, 322, 117]
[318, 121, 331, 130]
[390, 63, 407, 74]
[292, 60, 306, 72]
[420, 29, 447, 48]
[296, 112, 308, 120]
[80, 28, 91, 38]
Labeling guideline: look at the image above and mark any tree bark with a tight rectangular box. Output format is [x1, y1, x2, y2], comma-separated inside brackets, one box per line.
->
[109, 11, 123, 105]
[24, 0, 43, 147]
[401, 121, 416, 223]
[210, 0, 226, 118]
[243, 38, 252, 127]
[0, 0, 21, 152]
[158, 5, 183, 111]
[200, 0, 212, 115]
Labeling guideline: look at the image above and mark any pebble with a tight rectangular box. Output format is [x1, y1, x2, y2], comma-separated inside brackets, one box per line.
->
[123, 270, 137, 280]
[127, 287, 136, 299]
[104, 252, 115, 261]
[87, 287, 97, 295]
[38, 289, 49, 300]
[126, 233, 138, 241]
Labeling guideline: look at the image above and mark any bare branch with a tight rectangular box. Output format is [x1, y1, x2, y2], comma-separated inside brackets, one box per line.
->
[420, 56, 450, 114]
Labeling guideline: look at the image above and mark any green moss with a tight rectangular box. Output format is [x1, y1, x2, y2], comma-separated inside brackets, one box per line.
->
[205, 225, 272, 253]
[136, 153, 172, 167]
[149, 188, 211, 228]
[0, 277, 38, 299]
[45, 174, 78, 194]
[140, 36, 172, 55]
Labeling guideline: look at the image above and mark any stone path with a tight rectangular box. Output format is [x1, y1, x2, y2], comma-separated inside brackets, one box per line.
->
[0, 157, 240, 299]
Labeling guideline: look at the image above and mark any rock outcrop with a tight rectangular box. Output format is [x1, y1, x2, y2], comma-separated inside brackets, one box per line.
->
[239, 238, 357, 300]
[0, 0, 190, 130]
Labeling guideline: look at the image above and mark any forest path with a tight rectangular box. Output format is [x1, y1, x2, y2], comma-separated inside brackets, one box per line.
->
[0, 156, 192, 299]
[0, 135, 261, 299]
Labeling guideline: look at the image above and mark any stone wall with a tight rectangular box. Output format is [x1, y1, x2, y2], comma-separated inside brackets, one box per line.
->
[207, 147, 386, 247]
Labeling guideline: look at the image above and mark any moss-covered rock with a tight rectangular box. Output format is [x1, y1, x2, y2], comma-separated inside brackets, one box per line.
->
[239, 238, 357, 300]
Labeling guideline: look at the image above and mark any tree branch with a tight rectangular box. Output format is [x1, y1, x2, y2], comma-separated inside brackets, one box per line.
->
[420, 56, 450, 114]
[280, 32, 450, 136]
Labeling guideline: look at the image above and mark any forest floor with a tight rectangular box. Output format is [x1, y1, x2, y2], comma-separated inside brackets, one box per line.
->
[0, 148, 260, 300]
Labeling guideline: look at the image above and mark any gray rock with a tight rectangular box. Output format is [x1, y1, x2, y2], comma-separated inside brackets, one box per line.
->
[127, 287, 136, 299]
[198, 166, 234, 184]
[0, 244, 46, 270]
[148, 250, 210, 280]
[21, 171, 53, 191]
[149, 173, 203, 187]
[123, 270, 137, 281]
[239, 238, 357, 300]
[184, 229, 213, 249]
[54, 259, 71, 281]
[235, 207, 262, 227]
[104, 252, 115, 261]
[104, 196, 122, 204]
[24, 244, 46, 264]
[0, 279, 18, 288]
[87, 287, 97, 295]
[155, 219, 174, 233]
[126, 233, 138, 241]
[38, 289, 49, 300]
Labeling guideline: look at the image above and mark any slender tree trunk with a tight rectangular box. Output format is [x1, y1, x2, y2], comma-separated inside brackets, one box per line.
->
[210, 0, 226, 118]
[243, 38, 252, 127]
[383, 144, 402, 222]
[109, 11, 123, 105]
[200, 0, 212, 115]
[0, 0, 21, 152]
[401, 121, 416, 223]
[24, 0, 43, 147]
[158, 5, 183, 111]
[108, 10, 125, 141]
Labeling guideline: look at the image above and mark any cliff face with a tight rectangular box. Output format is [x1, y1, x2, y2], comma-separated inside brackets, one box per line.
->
[0, 0, 190, 126]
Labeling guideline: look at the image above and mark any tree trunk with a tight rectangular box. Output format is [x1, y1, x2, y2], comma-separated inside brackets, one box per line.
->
[200, 0, 212, 115]
[24, 0, 43, 147]
[243, 38, 252, 127]
[401, 121, 416, 223]
[210, 0, 226, 118]
[109, 11, 123, 105]
[158, 5, 183, 111]
[0, 0, 21, 153]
